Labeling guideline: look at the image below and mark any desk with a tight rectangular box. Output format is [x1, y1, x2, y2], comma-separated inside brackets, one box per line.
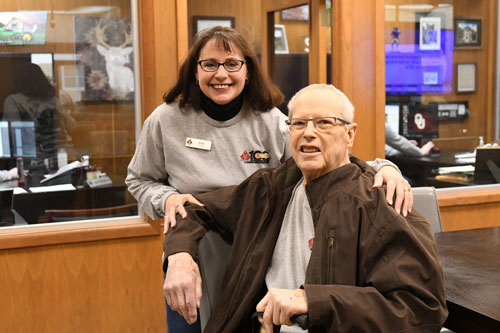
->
[2, 170, 128, 225]
[435, 227, 500, 332]
[388, 149, 474, 186]
[12, 185, 127, 224]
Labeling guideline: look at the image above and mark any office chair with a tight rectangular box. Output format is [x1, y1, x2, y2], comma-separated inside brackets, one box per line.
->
[44, 203, 138, 222]
[411, 186, 443, 233]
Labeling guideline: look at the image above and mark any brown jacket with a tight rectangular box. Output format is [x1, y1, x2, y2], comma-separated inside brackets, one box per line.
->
[164, 156, 448, 332]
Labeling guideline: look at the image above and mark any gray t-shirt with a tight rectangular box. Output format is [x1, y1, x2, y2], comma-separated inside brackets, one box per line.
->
[266, 178, 314, 333]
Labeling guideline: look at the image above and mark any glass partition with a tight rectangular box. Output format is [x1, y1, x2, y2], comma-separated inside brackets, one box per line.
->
[384, 0, 498, 188]
[0, 0, 138, 226]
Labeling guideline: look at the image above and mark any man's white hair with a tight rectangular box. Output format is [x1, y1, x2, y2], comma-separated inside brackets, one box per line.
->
[287, 84, 355, 122]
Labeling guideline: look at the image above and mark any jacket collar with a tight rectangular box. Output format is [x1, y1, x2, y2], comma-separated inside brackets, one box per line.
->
[284, 154, 374, 210]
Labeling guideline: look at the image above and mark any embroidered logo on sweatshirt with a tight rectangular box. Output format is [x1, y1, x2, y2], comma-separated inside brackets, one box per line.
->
[240, 150, 270, 164]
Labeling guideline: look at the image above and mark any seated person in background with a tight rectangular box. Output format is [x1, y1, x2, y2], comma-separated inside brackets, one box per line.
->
[164, 84, 447, 332]
[3, 63, 59, 170]
[0, 168, 18, 182]
[385, 124, 435, 157]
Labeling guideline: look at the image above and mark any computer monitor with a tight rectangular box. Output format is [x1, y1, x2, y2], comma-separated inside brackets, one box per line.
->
[401, 104, 439, 140]
[0, 121, 11, 158]
[10, 121, 37, 158]
[385, 104, 400, 135]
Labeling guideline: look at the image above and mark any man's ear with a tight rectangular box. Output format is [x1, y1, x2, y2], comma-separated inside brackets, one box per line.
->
[346, 123, 357, 148]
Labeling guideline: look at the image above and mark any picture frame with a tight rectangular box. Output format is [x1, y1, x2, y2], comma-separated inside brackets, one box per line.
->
[419, 16, 441, 50]
[454, 18, 481, 47]
[274, 24, 289, 54]
[456, 63, 476, 93]
[74, 16, 134, 102]
[192, 16, 235, 37]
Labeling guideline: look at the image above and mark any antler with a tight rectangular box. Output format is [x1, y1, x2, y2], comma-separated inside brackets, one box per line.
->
[119, 29, 133, 48]
[95, 19, 111, 48]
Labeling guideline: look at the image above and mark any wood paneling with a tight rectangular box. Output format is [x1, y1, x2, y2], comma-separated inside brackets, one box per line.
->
[309, 0, 327, 83]
[0, 235, 165, 332]
[438, 190, 500, 231]
[331, 0, 386, 160]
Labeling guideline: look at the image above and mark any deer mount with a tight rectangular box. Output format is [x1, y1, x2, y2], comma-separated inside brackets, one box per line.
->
[75, 17, 134, 102]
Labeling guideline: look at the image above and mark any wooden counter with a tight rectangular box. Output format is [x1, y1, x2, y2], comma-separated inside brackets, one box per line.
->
[436, 184, 500, 231]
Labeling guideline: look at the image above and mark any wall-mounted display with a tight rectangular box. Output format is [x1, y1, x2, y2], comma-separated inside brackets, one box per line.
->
[456, 63, 476, 93]
[386, 11, 453, 95]
[454, 18, 481, 47]
[0, 11, 47, 45]
[74, 16, 134, 102]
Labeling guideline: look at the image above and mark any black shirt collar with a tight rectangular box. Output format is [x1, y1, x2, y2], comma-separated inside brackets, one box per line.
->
[200, 91, 244, 121]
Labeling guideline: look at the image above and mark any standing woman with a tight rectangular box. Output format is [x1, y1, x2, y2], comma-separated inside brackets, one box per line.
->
[126, 26, 412, 332]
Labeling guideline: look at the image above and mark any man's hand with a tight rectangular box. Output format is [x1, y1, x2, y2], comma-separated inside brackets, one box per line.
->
[164, 252, 202, 324]
[256, 288, 308, 333]
[164, 194, 204, 234]
[373, 165, 413, 216]
[420, 141, 435, 156]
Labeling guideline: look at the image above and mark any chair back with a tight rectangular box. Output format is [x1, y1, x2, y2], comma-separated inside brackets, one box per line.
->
[411, 186, 442, 233]
[45, 203, 138, 222]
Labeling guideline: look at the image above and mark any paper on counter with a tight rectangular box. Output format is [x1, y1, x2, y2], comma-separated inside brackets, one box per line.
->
[29, 184, 76, 193]
[13, 187, 27, 194]
[436, 165, 475, 175]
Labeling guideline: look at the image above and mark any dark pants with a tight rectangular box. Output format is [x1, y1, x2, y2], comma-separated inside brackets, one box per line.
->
[165, 293, 201, 332]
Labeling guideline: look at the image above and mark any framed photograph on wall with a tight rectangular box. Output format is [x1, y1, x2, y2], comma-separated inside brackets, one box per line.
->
[274, 24, 289, 54]
[419, 16, 441, 50]
[192, 16, 235, 37]
[456, 63, 476, 93]
[454, 19, 481, 47]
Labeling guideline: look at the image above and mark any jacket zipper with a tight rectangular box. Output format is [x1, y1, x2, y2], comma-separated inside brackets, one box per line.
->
[327, 229, 335, 283]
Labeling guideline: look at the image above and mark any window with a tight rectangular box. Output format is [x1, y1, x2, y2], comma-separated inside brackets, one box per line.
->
[0, 1, 139, 227]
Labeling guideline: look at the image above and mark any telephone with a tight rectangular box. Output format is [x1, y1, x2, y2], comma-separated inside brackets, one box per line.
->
[40, 160, 83, 184]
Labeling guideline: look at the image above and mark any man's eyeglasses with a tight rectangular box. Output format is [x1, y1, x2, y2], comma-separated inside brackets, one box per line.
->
[198, 59, 246, 72]
[285, 117, 351, 131]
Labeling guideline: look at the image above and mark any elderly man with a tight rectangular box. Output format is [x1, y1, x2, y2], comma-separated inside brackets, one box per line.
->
[164, 84, 447, 332]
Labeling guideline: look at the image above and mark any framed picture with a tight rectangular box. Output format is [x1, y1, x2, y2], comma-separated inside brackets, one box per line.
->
[192, 16, 234, 37]
[280, 5, 309, 21]
[74, 16, 134, 102]
[456, 63, 476, 93]
[274, 24, 289, 54]
[419, 16, 441, 50]
[454, 19, 481, 47]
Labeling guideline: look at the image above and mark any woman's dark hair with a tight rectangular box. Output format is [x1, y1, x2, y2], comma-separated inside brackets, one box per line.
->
[164, 26, 283, 111]
[13, 62, 55, 99]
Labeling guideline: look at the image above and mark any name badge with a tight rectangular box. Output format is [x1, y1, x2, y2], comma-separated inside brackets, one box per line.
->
[186, 137, 212, 151]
